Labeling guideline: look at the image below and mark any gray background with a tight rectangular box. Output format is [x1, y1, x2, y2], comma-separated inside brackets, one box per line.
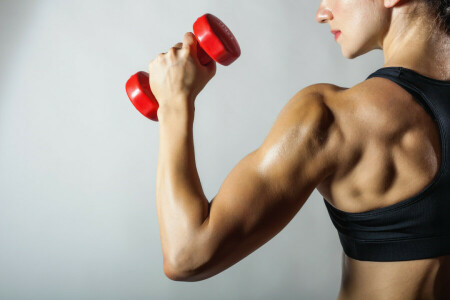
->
[0, 0, 384, 299]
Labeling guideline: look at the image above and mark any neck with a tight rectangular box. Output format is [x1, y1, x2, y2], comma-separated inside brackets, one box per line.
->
[381, 10, 450, 80]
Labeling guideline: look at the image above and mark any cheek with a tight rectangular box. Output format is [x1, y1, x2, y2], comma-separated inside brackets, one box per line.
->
[343, 3, 379, 40]
[333, 0, 358, 32]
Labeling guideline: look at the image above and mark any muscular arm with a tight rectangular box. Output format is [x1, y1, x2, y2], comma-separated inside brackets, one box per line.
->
[157, 85, 342, 281]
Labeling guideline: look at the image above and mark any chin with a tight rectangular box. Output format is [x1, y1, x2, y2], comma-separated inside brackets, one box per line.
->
[341, 48, 360, 59]
[342, 42, 376, 60]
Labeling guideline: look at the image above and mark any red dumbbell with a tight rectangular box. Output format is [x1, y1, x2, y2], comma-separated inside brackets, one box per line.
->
[125, 13, 241, 121]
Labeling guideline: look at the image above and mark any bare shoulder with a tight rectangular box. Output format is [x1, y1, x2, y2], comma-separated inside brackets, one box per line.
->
[317, 77, 442, 210]
[279, 83, 347, 118]
[349, 76, 442, 165]
[257, 83, 347, 185]
[323, 77, 425, 156]
[292, 83, 348, 102]
[341, 77, 435, 138]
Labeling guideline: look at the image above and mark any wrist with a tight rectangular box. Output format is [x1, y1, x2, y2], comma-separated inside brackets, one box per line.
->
[157, 99, 195, 124]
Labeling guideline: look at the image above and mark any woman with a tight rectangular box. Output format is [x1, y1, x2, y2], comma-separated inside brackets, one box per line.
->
[149, 0, 450, 299]
[315, 1, 450, 299]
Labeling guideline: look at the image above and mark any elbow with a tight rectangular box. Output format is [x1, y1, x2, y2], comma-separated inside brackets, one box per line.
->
[163, 262, 207, 282]
[163, 252, 188, 281]
[163, 263, 188, 282]
[162, 232, 214, 282]
[163, 253, 207, 282]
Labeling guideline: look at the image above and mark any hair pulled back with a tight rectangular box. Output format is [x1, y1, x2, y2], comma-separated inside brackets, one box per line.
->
[425, 0, 450, 34]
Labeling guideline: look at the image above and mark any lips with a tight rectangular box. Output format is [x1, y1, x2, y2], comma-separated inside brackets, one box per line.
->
[331, 30, 341, 41]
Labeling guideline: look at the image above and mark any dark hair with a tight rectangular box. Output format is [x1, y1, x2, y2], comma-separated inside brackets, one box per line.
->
[425, 0, 450, 34]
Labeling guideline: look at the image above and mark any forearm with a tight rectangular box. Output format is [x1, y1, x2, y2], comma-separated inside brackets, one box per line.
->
[156, 101, 210, 269]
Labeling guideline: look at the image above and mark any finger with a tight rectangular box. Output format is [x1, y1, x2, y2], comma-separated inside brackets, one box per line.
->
[182, 32, 197, 49]
[173, 42, 183, 49]
[168, 47, 177, 56]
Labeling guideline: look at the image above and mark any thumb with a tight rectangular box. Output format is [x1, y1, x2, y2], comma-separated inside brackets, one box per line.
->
[183, 31, 202, 63]
[184, 32, 216, 76]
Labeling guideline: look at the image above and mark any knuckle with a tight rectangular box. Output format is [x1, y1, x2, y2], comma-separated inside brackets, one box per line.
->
[168, 47, 177, 55]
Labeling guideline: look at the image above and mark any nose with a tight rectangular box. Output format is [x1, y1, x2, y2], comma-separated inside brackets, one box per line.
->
[316, 3, 333, 23]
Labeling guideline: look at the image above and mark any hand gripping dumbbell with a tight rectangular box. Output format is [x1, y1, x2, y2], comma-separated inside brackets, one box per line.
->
[125, 13, 241, 121]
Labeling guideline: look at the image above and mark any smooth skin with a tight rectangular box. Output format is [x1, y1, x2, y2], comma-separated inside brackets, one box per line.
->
[315, 0, 450, 299]
[151, 0, 450, 299]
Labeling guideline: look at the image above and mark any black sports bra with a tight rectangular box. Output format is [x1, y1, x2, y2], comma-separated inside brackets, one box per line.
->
[323, 67, 450, 261]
